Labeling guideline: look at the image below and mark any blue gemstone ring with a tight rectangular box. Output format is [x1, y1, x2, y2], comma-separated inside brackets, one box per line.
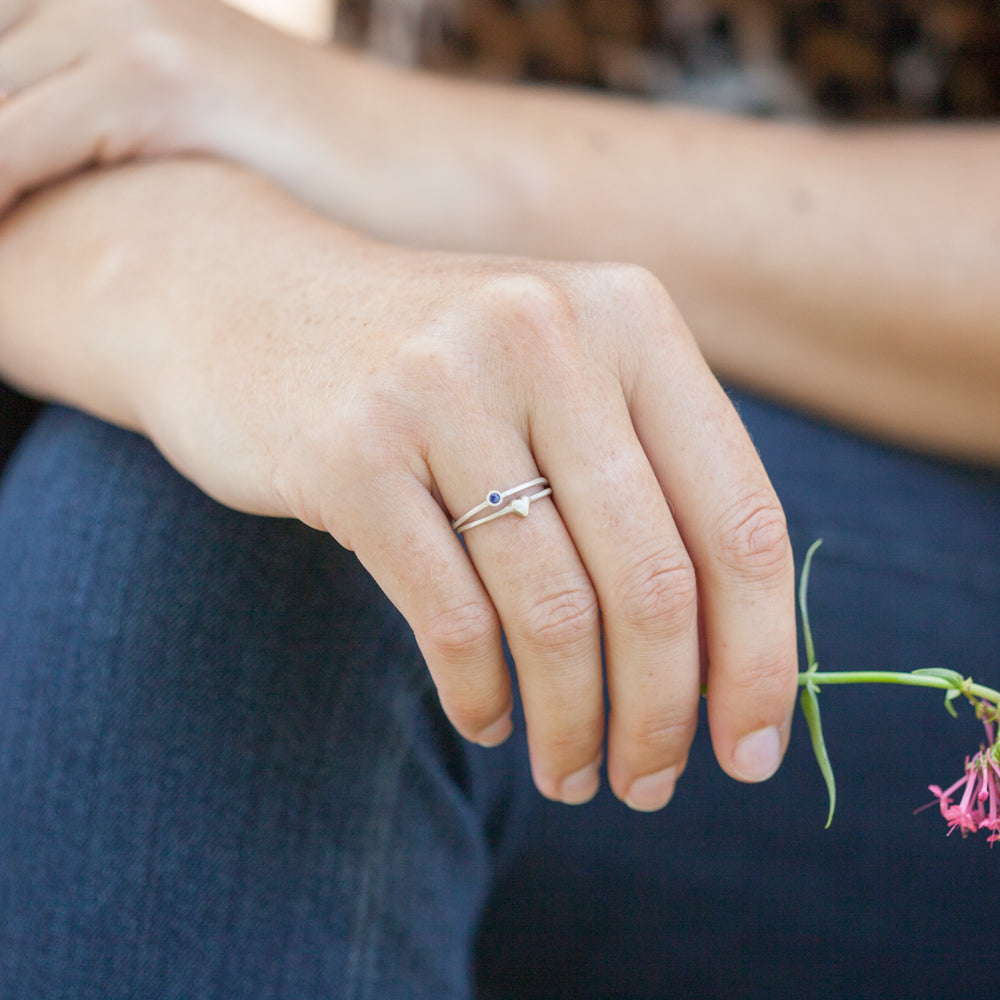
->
[451, 477, 552, 534]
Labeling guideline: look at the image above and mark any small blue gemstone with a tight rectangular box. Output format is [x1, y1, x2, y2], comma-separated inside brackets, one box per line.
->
[488, 491, 502, 506]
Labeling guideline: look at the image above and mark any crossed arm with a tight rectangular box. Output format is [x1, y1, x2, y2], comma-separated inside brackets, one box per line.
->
[2, 0, 996, 460]
[0, 0, 996, 811]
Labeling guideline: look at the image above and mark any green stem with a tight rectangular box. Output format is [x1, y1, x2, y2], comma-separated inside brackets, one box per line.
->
[798, 670, 1000, 706]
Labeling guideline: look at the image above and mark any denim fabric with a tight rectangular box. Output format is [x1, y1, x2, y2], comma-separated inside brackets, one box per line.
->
[478, 392, 1000, 1000]
[0, 408, 521, 999]
[1, 398, 998, 999]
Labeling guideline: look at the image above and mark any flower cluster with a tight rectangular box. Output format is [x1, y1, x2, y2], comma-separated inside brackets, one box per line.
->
[923, 717, 1000, 843]
[786, 540, 1000, 843]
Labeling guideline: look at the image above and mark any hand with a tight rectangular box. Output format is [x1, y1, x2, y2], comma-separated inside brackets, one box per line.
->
[0, 0, 326, 211]
[126, 211, 799, 810]
[0, 155, 799, 810]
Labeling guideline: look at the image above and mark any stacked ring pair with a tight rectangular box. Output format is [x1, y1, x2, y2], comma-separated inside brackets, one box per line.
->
[451, 477, 552, 534]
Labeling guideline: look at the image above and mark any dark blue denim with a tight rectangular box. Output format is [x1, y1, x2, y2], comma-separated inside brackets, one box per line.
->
[1, 396, 998, 999]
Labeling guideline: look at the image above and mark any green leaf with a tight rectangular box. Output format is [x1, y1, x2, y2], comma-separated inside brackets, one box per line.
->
[800, 681, 836, 829]
[911, 667, 965, 685]
[799, 540, 823, 672]
[943, 691, 960, 718]
[910, 668, 966, 717]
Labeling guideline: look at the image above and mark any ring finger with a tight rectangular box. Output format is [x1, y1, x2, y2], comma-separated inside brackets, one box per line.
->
[434, 424, 606, 805]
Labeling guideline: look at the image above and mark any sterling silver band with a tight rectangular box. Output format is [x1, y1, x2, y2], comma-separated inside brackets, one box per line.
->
[451, 477, 552, 534]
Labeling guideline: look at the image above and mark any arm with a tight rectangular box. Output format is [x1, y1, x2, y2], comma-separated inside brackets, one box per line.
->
[412, 87, 1000, 467]
[0, 156, 799, 808]
[269, 60, 1000, 466]
[1, 1, 996, 460]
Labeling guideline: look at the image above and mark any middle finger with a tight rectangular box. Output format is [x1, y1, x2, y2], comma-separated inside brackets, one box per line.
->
[529, 364, 702, 812]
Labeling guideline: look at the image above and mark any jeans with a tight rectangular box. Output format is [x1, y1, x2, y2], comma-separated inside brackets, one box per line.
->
[1, 396, 998, 999]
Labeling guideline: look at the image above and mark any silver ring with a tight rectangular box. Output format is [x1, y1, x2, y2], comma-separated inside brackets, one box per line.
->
[451, 477, 552, 534]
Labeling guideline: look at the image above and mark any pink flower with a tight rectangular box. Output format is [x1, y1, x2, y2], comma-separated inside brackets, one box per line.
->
[922, 718, 1000, 842]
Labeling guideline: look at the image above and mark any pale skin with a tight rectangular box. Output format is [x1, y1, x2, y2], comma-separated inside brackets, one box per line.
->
[0, 0, 994, 809]
[1, 0, 998, 460]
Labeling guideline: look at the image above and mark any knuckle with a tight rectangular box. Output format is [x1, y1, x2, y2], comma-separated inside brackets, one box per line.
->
[531, 714, 605, 785]
[540, 737, 603, 790]
[712, 491, 793, 583]
[331, 392, 423, 475]
[110, 23, 193, 95]
[483, 271, 574, 328]
[478, 271, 578, 360]
[627, 706, 697, 757]
[418, 600, 506, 736]
[94, 26, 196, 161]
[419, 599, 499, 664]
[614, 549, 698, 634]
[724, 647, 799, 708]
[443, 691, 508, 740]
[392, 333, 482, 409]
[352, 322, 493, 426]
[608, 261, 668, 301]
[737, 630, 800, 687]
[113, 25, 176, 74]
[514, 576, 599, 654]
[602, 262, 680, 325]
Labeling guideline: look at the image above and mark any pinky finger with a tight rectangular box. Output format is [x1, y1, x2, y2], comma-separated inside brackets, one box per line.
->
[346, 477, 515, 749]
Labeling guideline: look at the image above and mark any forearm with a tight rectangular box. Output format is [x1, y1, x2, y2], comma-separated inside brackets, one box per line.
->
[5, 0, 993, 461]
[0, 157, 364, 439]
[307, 57, 1000, 462]
[0, 149, 804, 805]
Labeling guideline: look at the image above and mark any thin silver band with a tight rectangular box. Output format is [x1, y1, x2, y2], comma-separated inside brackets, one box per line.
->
[451, 477, 552, 534]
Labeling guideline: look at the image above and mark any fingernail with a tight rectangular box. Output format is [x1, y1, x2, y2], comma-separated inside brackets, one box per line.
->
[559, 760, 602, 805]
[625, 766, 678, 812]
[732, 726, 782, 782]
[475, 711, 513, 748]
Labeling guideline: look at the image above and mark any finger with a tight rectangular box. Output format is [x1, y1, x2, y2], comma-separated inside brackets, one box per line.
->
[629, 297, 799, 784]
[433, 426, 606, 806]
[0, 0, 30, 37]
[0, 4, 89, 94]
[0, 71, 102, 209]
[344, 470, 516, 750]
[0, 63, 157, 210]
[529, 359, 701, 812]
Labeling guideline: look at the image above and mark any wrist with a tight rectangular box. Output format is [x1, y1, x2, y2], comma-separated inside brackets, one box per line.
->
[277, 49, 538, 249]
